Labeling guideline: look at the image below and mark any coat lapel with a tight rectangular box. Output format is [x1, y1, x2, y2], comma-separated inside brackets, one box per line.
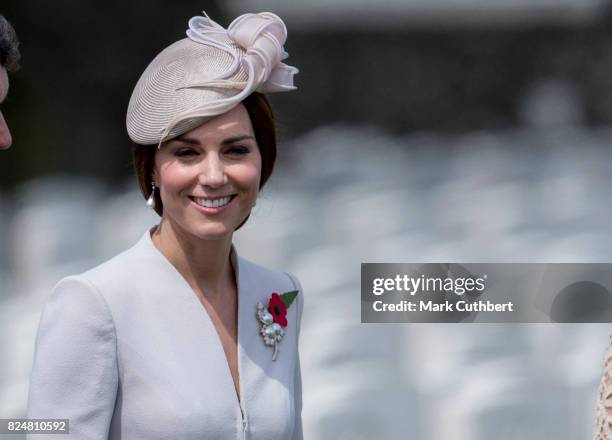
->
[141, 231, 244, 409]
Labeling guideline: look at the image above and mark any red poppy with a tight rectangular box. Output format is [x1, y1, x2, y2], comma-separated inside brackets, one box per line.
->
[268, 292, 288, 327]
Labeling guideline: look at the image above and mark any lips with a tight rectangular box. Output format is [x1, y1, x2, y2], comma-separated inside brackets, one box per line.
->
[189, 195, 236, 208]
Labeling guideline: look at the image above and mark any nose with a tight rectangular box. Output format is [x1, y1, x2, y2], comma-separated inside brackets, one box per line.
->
[0, 112, 11, 150]
[199, 153, 227, 188]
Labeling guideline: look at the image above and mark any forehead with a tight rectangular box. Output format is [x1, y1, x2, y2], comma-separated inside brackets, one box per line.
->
[187, 104, 254, 140]
[0, 67, 8, 102]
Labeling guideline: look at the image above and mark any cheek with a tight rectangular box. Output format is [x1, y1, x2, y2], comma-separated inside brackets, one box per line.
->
[158, 163, 195, 194]
[236, 163, 261, 194]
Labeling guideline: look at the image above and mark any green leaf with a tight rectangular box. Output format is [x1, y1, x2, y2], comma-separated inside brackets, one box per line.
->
[280, 290, 298, 309]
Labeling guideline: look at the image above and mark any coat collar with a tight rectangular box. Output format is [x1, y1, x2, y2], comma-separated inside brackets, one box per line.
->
[136, 226, 241, 283]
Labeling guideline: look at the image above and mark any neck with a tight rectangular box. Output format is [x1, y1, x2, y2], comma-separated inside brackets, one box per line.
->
[151, 219, 234, 300]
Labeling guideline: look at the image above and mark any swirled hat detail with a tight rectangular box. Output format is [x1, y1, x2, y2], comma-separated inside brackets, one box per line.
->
[126, 12, 298, 145]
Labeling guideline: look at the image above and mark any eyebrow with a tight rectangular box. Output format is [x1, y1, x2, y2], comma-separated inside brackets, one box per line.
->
[173, 134, 255, 146]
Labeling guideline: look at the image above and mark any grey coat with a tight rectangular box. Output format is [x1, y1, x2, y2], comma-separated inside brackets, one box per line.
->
[27, 229, 303, 440]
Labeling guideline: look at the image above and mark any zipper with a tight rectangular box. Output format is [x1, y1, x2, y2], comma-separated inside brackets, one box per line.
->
[241, 410, 248, 440]
[235, 249, 247, 440]
[238, 336, 248, 440]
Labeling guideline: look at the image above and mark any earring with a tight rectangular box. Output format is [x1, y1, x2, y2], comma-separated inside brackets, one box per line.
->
[146, 181, 156, 209]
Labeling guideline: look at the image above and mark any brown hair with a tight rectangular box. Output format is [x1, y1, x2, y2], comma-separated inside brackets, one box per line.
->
[0, 15, 20, 72]
[132, 92, 277, 221]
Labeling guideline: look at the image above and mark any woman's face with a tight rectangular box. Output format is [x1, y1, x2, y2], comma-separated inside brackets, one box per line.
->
[153, 103, 262, 241]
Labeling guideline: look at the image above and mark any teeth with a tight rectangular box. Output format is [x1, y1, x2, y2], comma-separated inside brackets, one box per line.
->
[194, 196, 232, 208]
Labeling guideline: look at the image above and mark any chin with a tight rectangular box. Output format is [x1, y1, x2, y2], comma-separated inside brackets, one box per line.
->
[188, 223, 235, 241]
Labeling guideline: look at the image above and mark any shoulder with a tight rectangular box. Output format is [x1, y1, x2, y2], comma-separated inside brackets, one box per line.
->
[34, 276, 117, 367]
[45, 275, 114, 329]
[237, 256, 303, 295]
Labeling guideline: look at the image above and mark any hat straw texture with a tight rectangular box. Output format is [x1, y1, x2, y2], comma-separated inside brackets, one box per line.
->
[126, 12, 298, 145]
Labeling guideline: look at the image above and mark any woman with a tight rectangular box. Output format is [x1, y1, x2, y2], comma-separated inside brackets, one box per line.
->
[27, 12, 302, 440]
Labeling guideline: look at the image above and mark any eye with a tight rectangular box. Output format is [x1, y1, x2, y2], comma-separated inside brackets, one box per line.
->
[225, 145, 250, 156]
[173, 147, 198, 158]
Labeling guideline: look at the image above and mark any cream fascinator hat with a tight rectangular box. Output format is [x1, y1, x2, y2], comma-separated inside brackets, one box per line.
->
[126, 12, 298, 145]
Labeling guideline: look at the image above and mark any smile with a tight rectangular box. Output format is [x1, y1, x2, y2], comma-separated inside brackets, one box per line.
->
[190, 195, 236, 209]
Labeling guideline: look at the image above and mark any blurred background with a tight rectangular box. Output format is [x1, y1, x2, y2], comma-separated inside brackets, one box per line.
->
[2, 0, 612, 438]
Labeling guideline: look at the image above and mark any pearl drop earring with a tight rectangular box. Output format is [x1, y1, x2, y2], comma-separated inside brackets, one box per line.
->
[146, 181, 156, 209]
